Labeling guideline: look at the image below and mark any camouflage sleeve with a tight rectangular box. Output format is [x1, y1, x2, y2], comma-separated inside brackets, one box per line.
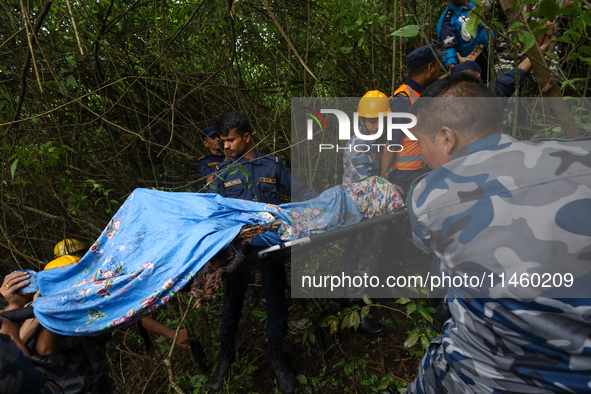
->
[408, 135, 591, 394]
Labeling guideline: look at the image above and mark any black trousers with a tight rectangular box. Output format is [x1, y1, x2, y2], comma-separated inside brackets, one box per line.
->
[343, 229, 378, 302]
[219, 259, 288, 345]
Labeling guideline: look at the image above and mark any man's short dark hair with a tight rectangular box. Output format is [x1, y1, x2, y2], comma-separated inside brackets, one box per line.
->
[411, 72, 505, 141]
[217, 111, 252, 137]
[409, 59, 437, 78]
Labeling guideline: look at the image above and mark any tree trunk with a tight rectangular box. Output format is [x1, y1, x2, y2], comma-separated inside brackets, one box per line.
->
[498, 0, 581, 139]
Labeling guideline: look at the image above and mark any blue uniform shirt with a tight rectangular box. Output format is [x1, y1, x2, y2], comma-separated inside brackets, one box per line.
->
[437, 1, 492, 69]
[211, 151, 318, 204]
[491, 68, 527, 98]
[197, 152, 226, 178]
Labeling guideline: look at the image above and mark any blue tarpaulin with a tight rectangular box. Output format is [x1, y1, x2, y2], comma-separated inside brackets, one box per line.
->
[33, 177, 403, 335]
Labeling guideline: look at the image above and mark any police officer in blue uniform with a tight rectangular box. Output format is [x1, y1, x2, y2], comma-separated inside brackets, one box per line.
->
[196, 126, 226, 185]
[209, 111, 317, 394]
[437, 0, 492, 79]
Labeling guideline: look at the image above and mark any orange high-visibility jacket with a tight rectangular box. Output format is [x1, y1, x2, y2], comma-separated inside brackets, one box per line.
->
[390, 84, 424, 171]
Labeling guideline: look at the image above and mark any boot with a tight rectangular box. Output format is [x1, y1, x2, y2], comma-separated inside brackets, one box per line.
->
[209, 338, 235, 392]
[245, 285, 260, 308]
[269, 342, 296, 394]
[357, 318, 386, 338]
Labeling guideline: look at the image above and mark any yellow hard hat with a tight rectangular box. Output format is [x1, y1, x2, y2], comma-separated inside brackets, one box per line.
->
[54, 239, 86, 258]
[45, 255, 80, 270]
[357, 90, 391, 118]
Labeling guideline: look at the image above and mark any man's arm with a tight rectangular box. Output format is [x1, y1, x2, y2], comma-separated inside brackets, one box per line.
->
[438, 8, 459, 71]
[1, 318, 28, 355]
[458, 44, 482, 64]
[19, 318, 40, 346]
[277, 159, 319, 201]
[495, 34, 551, 97]
[140, 317, 190, 348]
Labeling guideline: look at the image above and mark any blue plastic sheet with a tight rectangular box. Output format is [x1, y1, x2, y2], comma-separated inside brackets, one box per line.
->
[33, 187, 359, 335]
[32, 178, 403, 335]
[34, 190, 291, 335]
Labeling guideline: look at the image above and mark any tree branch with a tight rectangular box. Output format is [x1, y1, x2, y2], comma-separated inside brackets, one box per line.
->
[261, 0, 317, 80]
[498, 0, 581, 139]
[10, 0, 53, 128]
[0, 240, 45, 265]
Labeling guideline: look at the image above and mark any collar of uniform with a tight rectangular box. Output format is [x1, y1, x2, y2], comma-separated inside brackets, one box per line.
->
[451, 133, 514, 161]
[225, 150, 265, 166]
[404, 77, 424, 95]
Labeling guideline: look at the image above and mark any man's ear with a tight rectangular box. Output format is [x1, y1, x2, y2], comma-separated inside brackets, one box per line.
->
[244, 132, 252, 144]
[437, 127, 458, 155]
[203, 138, 209, 148]
[430, 61, 439, 76]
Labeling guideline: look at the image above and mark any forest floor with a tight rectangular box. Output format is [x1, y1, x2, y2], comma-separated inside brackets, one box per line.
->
[107, 237, 432, 394]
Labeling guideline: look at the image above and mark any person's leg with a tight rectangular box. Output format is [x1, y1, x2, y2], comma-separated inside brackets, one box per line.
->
[260, 260, 295, 394]
[260, 261, 288, 345]
[210, 271, 250, 392]
[34, 327, 61, 356]
[343, 230, 385, 337]
[245, 270, 260, 308]
[219, 271, 250, 341]
[379, 222, 408, 278]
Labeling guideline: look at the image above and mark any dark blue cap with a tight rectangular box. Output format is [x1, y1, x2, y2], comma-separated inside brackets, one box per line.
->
[451, 60, 482, 75]
[202, 126, 219, 138]
[406, 44, 446, 72]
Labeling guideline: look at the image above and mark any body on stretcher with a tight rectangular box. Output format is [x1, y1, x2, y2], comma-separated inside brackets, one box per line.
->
[257, 209, 408, 261]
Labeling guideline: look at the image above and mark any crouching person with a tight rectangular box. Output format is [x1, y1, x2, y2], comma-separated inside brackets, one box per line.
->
[406, 73, 591, 393]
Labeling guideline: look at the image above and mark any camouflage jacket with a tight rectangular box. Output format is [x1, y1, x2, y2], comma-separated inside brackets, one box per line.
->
[408, 133, 591, 393]
[342, 126, 382, 184]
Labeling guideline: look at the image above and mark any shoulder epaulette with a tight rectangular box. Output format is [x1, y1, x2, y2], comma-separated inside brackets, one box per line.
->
[216, 159, 232, 169]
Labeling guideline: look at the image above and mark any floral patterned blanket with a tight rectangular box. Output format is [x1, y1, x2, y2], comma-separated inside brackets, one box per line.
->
[34, 177, 403, 335]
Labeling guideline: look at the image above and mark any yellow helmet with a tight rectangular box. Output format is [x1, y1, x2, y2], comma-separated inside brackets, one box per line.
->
[45, 255, 80, 270]
[357, 90, 391, 118]
[54, 239, 86, 258]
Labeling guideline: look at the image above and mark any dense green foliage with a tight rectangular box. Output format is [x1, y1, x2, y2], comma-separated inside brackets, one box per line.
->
[1, 1, 591, 392]
[1, 0, 590, 267]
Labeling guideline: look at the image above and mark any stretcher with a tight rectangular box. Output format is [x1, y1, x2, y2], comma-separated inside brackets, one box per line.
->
[256, 208, 408, 261]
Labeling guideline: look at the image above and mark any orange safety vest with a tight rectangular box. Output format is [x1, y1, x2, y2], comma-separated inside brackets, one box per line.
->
[390, 84, 424, 171]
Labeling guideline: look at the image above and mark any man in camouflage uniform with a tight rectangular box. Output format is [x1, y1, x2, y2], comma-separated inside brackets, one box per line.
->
[486, 0, 561, 78]
[406, 73, 591, 393]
